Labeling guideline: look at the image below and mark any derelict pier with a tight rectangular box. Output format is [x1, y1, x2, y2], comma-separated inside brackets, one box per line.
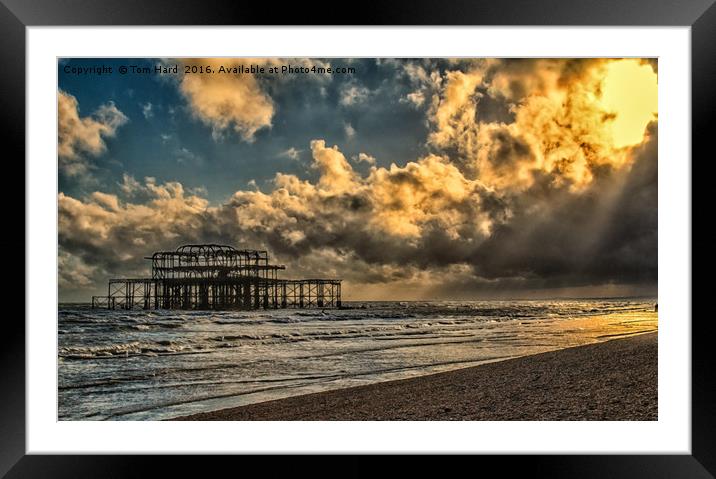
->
[91, 244, 341, 310]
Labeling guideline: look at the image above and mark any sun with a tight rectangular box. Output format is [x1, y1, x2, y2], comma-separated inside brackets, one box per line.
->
[598, 59, 658, 149]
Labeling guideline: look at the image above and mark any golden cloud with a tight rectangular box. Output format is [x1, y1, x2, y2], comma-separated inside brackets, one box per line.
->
[176, 58, 331, 141]
[58, 90, 128, 176]
[427, 58, 657, 191]
[177, 59, 274, 141]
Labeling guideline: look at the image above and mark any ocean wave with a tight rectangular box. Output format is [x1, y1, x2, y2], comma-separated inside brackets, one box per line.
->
[59, 339, 198, 359]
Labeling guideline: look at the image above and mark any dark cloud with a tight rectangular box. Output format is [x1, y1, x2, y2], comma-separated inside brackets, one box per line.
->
[469, 123, 657, 288]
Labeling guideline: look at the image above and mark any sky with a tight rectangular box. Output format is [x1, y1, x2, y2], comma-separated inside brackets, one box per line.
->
[57, 58, 658, 302]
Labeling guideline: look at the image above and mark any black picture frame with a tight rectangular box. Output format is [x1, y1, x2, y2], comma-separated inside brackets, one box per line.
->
[4, 0, 711, 476]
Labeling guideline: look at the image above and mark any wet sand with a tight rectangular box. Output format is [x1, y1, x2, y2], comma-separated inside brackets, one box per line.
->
[174, 332, 657, 421]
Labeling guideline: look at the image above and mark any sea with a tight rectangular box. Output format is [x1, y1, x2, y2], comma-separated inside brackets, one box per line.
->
[58, 299, 658, 420]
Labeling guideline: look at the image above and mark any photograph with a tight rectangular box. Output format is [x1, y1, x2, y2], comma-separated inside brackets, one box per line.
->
[3, 0, 708, 469]
[57, 56, 659, 422]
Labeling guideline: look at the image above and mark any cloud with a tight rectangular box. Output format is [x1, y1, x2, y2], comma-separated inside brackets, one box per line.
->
[404, 91, 426, 107]
[175, 147, 203, 166]
[426, 59, 652, 191]
[176, 59, 274, 142]
[353, 153, 376, 166]
[340, 84, 369, 106]
[278, 147, 302, 161]
[118, 173, 141, 196]
[465, 123, 658, 288]
[59, 178, 211, 281]
[58, 90, 128, 176]
[344, 122, 356, 139]
[427, 66, 485, 150]
[399, 61, 442, 108]
[141, 102, 154, 119]
[309, 139, 359, 194]
[174, 58, 331, 142]
[58, 251, 97, 289]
